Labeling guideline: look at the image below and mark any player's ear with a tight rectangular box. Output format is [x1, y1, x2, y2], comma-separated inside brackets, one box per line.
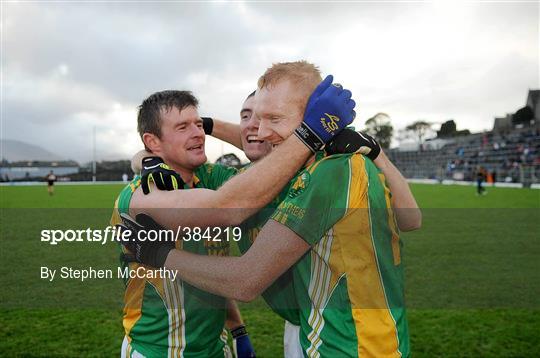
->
[142, 132, 161, 154]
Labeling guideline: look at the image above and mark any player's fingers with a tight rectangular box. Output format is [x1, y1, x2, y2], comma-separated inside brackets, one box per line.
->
[172, 174, 184, 190]
[162, 174, 174, 190]
[155, 173, 167, 190]
[324, 82, 342, 98]
[309, 75, 334, 101]
[346, 100, 356, 122]
[141, 180, 150, 195]
[319, 75, 333, 91]
[135, 213, 164, 230]
[340, 89, 352, 102]
[119, 213, 144, 233]
[358, 132, 370, 143]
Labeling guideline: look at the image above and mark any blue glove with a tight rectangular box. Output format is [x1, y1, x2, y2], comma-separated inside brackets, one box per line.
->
[295, 75, 356, 152]
[231, 325, 256, 358]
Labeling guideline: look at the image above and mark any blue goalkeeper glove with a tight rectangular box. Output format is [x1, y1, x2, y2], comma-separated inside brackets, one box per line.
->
[295, 75, 356, 152]
[231, 325, 256, 358]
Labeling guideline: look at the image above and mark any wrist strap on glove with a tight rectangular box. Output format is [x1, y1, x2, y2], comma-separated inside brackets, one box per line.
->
[231, 325, 248, 339]
[294, 122, 325, 153]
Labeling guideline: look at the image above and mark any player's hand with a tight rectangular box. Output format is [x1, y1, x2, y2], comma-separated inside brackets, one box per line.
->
[140, 156, 185, 195]
[295, 75, 356, 152]
[117, 213, 176, 268]
[326, 128, 381, 160]
[231, 325, 256, 358]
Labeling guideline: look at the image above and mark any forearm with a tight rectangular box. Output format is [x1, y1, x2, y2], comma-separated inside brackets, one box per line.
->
[164, 250, 255, 301]
[225, 299, 244, 330]
[211, 118, 243, 150]
[374, 151, 422, 231]
[214, 135, 311, 213]
[163, 219, 309, 302]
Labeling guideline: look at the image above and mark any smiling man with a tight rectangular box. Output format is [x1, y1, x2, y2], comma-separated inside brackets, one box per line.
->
[122, 61, 417, 357]
[239, 91, 272, 162]
[112, 80, 355, 357]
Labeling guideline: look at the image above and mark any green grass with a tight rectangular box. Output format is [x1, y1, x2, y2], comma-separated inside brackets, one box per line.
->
[1, 183, 539, 357]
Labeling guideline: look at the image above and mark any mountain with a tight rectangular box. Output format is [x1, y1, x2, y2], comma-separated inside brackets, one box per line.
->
[0, 139, 65, 162]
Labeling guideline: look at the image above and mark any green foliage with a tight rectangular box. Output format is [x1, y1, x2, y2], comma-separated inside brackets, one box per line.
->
[364, 112, 394, 149]
[405, 120, 434, 145]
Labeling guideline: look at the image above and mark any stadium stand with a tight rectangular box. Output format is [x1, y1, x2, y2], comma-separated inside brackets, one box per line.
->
[388, 89, 540, 187]
[387, 126, 540, 186]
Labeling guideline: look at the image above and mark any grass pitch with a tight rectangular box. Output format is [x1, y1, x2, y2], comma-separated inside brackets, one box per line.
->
[0, 183, 539, 357]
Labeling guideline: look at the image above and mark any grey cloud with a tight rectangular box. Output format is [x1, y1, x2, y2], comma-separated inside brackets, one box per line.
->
[3, 2, 538, 161]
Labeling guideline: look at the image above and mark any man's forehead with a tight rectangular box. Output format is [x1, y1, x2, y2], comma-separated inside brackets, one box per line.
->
[241, 96, 255, 112]
[255, 81, 302, 110]
[161, 105, 200, 121]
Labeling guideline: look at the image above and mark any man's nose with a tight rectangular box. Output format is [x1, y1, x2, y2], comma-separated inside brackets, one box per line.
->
[247, 114, 260, 131]
[191, 123, 205, 138]
[257, 120, 272, 140]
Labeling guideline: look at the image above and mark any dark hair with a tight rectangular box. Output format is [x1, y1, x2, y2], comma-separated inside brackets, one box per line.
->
[246, 90, 256, 100]
[137, 90, 199, 149]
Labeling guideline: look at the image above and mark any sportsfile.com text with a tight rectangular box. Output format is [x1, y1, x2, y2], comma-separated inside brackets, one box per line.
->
[40, 226, 242, 245]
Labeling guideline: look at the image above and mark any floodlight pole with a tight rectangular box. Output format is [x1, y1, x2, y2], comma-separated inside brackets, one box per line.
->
[92, 126, 96, 182]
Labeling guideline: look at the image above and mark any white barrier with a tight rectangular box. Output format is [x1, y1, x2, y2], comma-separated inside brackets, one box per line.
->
[406, 179, 531, 189]
[1, 180, 538, 189]
[0, 181, 126, 186]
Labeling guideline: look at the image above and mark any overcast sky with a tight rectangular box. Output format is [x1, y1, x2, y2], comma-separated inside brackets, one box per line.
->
[2, 1, 538, 163]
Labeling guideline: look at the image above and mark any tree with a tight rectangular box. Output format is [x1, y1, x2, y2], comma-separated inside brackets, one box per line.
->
[404, 120, 434, 147]
[437, 120, 457, 137]
[364, 112, 393, 149]
[512, 106, 534, 126]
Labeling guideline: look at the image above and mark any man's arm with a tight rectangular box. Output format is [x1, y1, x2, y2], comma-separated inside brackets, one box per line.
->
[130, 134, 311, 228]
[225, 299, 244, 330]
[373, 151, 422, 231]
[131, 75, 355, 228]
[225, 299, 256, 357]
[164, 219, 309, 302]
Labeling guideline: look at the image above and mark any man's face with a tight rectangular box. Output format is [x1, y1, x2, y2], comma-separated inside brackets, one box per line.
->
[254, 80, 304, 149]
[157, 105, 206, 170]
[240, 96, 272, 161]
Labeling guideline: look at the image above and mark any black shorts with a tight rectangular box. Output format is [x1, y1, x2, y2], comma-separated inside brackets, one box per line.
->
[48, 181, 55, 186]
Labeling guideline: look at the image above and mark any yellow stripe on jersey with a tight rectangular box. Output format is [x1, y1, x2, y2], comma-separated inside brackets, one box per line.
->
[123, 276, 145, 338]
[111, 198, 121, 226]
[334, 155, 401, 358]
[378, 173, 401, 266]
[305, 231, 334, 357]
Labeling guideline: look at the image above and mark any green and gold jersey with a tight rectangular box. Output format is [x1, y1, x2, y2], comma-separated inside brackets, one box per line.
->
[236, 164, 300, 326]
[110, 163, 237, 358]
[271, 152, 409, 358]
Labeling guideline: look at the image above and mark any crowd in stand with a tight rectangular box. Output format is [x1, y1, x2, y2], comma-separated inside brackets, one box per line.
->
[388, 127, 540, 184]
